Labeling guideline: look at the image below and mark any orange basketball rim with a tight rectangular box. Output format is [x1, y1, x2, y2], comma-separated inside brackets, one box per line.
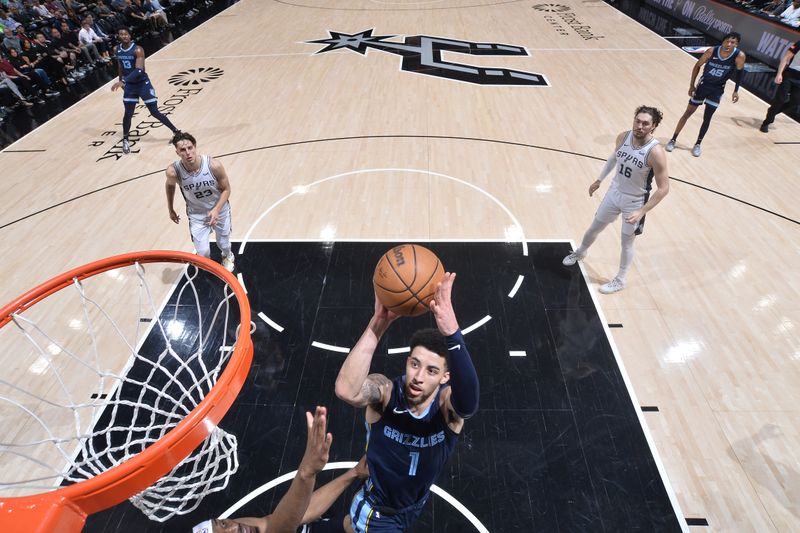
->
[0, 250, 253, 533]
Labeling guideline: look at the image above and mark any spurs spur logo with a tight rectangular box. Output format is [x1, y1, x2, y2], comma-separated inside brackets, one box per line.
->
[307, 29, 549, 86]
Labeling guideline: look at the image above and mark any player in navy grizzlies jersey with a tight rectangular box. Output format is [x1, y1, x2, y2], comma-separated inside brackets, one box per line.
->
[165, 132, 236, 271]
[664, 32, 745, 157]
[336, 272, 479, 532]
[563, 106, 669, 294]
[111, 27, 180, 155]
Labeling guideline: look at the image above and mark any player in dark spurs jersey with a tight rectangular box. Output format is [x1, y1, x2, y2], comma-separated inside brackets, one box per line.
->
[335, 272, 479, 533]
[562, 105, 669, 294]
[664, 32, 745, 157]
[111, 27, 180, 154]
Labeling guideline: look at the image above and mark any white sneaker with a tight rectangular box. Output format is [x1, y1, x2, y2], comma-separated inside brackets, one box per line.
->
[691, 144, 702, 157]
[599, 277, 625, 294]
[665, 139, 675, 152]
[562, 251, 585, 266]
[222, 253, 235, 272]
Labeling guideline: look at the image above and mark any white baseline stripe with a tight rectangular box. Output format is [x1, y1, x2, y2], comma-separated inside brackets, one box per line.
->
[257, 312, 284, 333]
[509, 350, 527, 357]
[508, 275, 524, 298]
[311, 341, 350, 353]
[237, 273, 248, 294]
[388, 346, 410, 354]
[462, 315, 491, 335]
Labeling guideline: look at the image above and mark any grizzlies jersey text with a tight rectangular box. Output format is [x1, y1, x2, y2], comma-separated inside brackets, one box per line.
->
[611, 131, 657, 198]
[173, 155, 228, 215]
[699, 46, 739, 88]
[365, 375, 458, 510]
[116, 43, 137, 78]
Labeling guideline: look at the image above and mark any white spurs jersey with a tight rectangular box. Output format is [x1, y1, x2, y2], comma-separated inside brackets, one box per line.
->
[173, 155, 228, 215]
[611, 131, 658, 198]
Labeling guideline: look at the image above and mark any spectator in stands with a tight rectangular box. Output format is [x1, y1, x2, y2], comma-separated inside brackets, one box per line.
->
[49, 26, 81, 70]
[123, 0, 150, 33]
[30, 0, 54, 20]
[0, 69, 34, 106]
[78, 18, 111, 61]
[60, 19, 100, 65]
[7, 45, 59, 96]
[779, 0, 800, 25]
[142, 0, 169, 30]
[0, 51, 45, 103]
[760, 39, 800, 131]
[25, 35, 72, 86]
[3, 27, 21, 52]
[0, 9, 21, 30]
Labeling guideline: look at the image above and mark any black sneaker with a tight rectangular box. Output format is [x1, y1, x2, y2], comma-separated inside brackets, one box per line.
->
[759, 121, 769, 133]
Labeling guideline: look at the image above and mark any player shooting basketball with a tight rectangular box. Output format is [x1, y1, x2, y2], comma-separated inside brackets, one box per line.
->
[335, 272, 479, 532]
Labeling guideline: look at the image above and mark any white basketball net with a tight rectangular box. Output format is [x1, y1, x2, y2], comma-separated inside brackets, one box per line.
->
[0, 261, 243, 522]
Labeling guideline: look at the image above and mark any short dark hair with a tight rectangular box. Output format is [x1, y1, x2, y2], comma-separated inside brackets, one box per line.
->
[723, 32, 741, 43]
[171, 131, 196, 147]
[118, 27, 131, 35]
[635, 105, 663, 127]
[409, 328, 448, 362]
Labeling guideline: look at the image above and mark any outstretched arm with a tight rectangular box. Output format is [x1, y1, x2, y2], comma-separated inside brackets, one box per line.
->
[266, 406, 333, 533]
[335, 295, 397, 408]
[300, 456, 369, 524]
[429, 273, 479, 420]
[589, 131, 626, 196]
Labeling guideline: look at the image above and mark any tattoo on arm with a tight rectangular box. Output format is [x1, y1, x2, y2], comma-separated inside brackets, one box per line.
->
[361, 374, 390, 405]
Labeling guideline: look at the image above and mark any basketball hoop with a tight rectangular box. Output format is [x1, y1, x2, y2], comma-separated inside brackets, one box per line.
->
[0, 251, 253, 533]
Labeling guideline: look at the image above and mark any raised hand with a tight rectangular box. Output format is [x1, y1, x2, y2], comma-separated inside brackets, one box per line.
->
[298, 406, 332, 478]
[429, 272, 459, 336]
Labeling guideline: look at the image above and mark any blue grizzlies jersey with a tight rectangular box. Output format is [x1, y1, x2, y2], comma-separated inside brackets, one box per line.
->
[365, 376, 459, 510]
[699, 46, 739, 89]
[116, 42, 142, 80]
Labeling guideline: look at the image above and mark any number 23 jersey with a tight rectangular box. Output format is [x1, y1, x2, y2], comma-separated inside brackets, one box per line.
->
[172, 154, 228, 215]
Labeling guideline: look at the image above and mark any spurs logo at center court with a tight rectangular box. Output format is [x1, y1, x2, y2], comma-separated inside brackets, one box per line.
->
[307, 29, 549, 86]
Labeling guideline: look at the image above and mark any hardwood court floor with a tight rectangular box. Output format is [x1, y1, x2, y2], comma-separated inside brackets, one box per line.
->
[1, 0, 798, 531]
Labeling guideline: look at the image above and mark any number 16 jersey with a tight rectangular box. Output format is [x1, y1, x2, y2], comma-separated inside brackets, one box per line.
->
[611, 131, 658, 199]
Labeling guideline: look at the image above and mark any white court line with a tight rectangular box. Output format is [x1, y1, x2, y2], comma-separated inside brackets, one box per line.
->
[573, 239, 689, 532]
[508, 275, 524, 298]
[219, 462, 489, 532]
[149, 52, 313, 62]
[509, 350, 526, 357]
[388, 346, 410, 354]
[461, 315, 491, 335]
[257, 312, 284, 333]
[237, 273, 248, 294]
[237, 168, 528, 257]
[311, 341, 350, 353]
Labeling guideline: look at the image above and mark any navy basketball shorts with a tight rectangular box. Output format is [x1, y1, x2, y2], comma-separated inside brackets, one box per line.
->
[349, 483, 428, 533]
[689, 83, 723, 108]
[123, 79, 157, 105]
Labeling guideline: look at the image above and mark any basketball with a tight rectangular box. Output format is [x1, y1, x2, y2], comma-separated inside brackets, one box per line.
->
[373, 244, 445, 317]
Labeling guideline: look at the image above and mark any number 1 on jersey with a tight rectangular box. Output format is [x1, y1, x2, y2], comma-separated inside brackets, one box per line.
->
[408, 451, 420, 476]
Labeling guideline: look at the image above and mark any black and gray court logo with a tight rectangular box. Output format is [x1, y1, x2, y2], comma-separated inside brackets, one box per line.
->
[168, 67, 224, 86]
[532, 4, 570, 12]
[307, 29, 548, 86]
